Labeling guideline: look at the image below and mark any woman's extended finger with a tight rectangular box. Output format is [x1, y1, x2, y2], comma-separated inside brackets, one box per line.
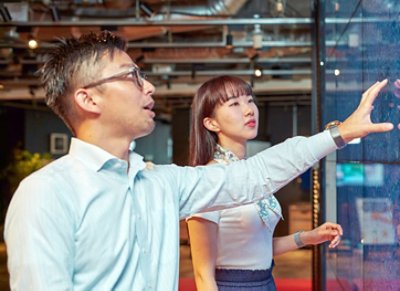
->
[329, 235, 341, 248]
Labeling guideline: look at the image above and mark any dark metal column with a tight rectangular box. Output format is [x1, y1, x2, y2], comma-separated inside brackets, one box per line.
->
[311, 1, 326, 291]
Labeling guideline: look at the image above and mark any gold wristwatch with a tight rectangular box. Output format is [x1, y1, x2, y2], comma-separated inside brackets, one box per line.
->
[325, 120, 347, 149]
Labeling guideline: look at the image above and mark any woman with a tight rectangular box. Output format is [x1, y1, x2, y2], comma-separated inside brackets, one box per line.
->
[187, 75, 343, 291]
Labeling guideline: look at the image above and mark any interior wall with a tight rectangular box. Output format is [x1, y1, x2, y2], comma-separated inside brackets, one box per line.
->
[135, 120, 172, 164]
[25, 109, 71, 157]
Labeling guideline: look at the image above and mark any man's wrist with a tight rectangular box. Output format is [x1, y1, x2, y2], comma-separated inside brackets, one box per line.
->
[325, 120, 347, 149]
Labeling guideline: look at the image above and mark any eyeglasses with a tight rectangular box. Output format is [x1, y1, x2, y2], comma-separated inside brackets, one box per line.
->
[82, 66, 146, 89]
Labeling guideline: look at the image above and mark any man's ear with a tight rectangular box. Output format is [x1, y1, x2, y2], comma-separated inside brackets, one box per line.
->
[74, 88, 101, 114]
[203, 117, 220, 133]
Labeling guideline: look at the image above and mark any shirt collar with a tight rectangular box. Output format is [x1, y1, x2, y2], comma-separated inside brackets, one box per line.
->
[68, 138, 146, 173]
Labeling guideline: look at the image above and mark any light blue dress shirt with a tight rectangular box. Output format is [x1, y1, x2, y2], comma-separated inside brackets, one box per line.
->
[4, 132, 336, 290]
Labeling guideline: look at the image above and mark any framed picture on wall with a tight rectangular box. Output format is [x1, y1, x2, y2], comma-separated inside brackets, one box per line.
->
[50, 133, 68, 155]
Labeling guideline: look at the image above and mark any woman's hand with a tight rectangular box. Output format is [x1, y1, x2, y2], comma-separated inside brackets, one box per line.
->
[302, 222, 343, 249]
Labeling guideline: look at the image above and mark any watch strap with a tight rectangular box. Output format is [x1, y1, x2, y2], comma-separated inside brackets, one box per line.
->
[328, 126, 347, 149]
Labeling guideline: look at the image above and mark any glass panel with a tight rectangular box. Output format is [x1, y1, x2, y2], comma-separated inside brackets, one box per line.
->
[320, 0, 400, 289]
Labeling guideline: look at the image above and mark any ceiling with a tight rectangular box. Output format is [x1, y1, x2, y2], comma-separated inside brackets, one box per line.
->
[0, 0, 314, 116]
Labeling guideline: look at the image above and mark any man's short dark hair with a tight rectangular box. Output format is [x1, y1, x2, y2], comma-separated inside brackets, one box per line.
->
[40, 31, 126, 133]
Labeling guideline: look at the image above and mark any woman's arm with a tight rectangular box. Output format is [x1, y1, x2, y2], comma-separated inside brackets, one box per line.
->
[187, 217, 219, 291]
[273, 222, 343, 256]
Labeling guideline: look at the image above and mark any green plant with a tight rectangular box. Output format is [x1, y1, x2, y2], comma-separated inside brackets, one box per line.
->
[1, 148, 53, 194]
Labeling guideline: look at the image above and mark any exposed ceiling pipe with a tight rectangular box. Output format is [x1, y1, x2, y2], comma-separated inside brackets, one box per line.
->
[125, 40, 312, 48]
[0, 39, 313, 49]
[146, 69, 312, 77]
[158, 0, 248, 17]
[0, 57, 312, 67]
[1, 16, 392, 28]
[143, 57, 312, 64]
[60, 0, 248, 20]
[0, 18, 313, 27]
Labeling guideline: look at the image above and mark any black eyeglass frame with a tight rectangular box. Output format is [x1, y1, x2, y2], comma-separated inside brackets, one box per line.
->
[82, 66, 146, 89]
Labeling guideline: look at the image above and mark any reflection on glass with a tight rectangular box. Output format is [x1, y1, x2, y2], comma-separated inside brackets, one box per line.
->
[356, 198, 395, 245]
[320, 0, 400, 289]
[336, 163, 384, 187]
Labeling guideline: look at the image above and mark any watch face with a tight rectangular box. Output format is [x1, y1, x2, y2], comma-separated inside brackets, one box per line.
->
[325, 120, 341, 129]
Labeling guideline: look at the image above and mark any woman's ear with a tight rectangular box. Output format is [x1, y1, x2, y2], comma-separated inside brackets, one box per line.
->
[74, 88, 101, 114]
[203, 117, 220, 133]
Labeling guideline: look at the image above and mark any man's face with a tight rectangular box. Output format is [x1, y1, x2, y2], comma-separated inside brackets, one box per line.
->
[88, 50, 156, 140]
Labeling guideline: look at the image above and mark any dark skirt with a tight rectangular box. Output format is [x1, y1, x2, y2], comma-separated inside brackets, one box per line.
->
[215, 261, 276, 291]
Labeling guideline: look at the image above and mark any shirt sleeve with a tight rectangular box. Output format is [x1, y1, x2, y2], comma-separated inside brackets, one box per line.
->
[4, 174, 75, 290]
[177, 131, 336, 218]
[187, 210, 220, 224]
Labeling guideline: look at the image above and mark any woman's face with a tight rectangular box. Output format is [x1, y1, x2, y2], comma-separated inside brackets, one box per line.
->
[205, 94, 259, 146]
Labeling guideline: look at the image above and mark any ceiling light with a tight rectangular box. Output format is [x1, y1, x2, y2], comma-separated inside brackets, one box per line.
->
[252, 15, 263, 50]
[254, 66, 263, 78]
[253, 33, 263, 50]
[28, 37, 38, 50]
[276, 0, 284, 14]
[334, 2, 340, 12]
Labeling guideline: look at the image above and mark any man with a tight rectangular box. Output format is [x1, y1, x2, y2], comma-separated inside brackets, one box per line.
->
[4, 31, 393, 290]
